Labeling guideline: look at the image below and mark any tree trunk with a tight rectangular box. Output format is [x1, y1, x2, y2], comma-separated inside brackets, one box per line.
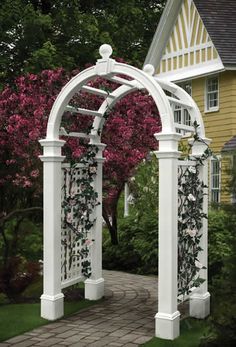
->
[103, 209, 119, 245]
[103, 184, 124, 245]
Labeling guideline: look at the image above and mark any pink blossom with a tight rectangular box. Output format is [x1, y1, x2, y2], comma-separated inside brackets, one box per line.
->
[30, 169, 39, 178]
[186, 229, 197, 237]
[66, 212, 73, 224]
[85, 239, 93, 246]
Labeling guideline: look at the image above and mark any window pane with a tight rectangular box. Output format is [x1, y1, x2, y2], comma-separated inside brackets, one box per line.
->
[174, 109, 181, 123]
[207, 77, 218, 110]
[184, 109, 191, 125]
[211, 159, 220, 203]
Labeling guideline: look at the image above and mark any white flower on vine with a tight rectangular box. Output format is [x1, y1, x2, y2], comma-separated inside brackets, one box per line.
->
[80, 211, 87, 220]
[85, 239, 93, 246]
[127, 194, 134, 204]
[130, 176, 135, 182]
[70, 184, 77, 198]
[66, 212, 72, 223]
[195, 260, 203, 269]
[188, 193, 196, 201]
[189, 166, 196, 174]
[143, 186, 149, 192]
[151, 176, 156, 184]
[186, 229, 197, 237]
[89, 166, 97, 174]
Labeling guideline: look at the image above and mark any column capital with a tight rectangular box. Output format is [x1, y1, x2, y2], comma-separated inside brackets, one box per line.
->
[154, 132, 182, 142]
[39, 155, 65, 162]
[39, 139, 66, 147]
[188, 137, 212, 157]
[90, 142, 106, 161]
[39, 138, 65, 160]
[155, 132, 182, 154]
[154, 151, 181, 159]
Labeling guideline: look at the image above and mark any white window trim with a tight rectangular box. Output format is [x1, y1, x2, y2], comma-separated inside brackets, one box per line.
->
[204, 75, 219, 113]
[209, 155, 221, 203]
[173, 81, 192, 132]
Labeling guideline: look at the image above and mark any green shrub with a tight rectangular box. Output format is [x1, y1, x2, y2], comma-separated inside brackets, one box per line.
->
[0, 218, 42, 302]
[200, 206, 236, 347]
[103, 211, 158, 274]
[208, 209, 234, 282]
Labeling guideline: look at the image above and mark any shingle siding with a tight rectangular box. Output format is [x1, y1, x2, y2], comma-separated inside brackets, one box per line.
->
[194, 0, 236, 66]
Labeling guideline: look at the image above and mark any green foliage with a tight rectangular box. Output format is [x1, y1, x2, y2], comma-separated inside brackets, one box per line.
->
[208, 209, 234, 282]
[0, 218, 42, 301]
[130, 154, 159, 217]
[200, 206, 236, 347]
[0, 0, 166, 86]
[103, 212, 158, 274]
[103, 155, 159, 274]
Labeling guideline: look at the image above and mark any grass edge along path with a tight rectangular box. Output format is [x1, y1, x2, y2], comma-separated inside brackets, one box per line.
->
[142, 318, 209, 347]
[0, 299, 100, 342]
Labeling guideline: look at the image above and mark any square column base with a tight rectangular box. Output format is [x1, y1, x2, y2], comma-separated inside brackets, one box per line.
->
[189, 292, 210, 319]
[41, 293, 64, 320]
[85, 278, 104, 300]
[155, 311, 180, 340]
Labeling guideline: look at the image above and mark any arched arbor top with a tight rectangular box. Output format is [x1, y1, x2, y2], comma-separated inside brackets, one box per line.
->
[45, 44, 205, 143]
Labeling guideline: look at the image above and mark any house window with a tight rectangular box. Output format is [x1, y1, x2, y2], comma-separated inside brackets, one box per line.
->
[210, 157, 221, 203]
[174, 81, 192, 129]
[205, 76, 219, 112]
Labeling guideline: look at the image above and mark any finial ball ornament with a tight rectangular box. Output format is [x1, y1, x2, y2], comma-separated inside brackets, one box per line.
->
[143, 64, 155, 76]
[99, 44, 113, 59]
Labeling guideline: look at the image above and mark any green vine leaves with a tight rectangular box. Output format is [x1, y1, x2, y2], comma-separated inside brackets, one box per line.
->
[61, 145, 99, 279]
[178, 122, 212, 298]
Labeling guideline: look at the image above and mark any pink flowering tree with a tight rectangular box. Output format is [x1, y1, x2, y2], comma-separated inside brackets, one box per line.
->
[0, 69, 161, 264]
[0, 69, 69, 300]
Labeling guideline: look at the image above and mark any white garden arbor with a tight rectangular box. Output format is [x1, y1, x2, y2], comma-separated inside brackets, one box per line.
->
[39, 44, 211, 340]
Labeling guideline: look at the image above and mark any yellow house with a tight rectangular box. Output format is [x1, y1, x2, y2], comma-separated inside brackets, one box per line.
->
[144, 0, 236, 203]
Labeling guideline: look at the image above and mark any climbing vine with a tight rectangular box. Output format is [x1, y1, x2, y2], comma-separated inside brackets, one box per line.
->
[178, 122, 212, 297]
[61, 145, 99, 279]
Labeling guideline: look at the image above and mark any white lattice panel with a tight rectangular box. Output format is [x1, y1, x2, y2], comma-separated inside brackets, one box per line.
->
[61, 163, 92, 289]
[177, 160, 198, 300]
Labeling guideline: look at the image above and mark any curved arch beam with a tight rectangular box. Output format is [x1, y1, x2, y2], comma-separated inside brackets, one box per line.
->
[46, 61, 176, 140]
[46, 66, 96, 139]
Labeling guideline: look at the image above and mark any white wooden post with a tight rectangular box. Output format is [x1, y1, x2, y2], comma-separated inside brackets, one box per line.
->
[39, 139, 65, 320]
[124, 182, 129, 217]
[154, 133, 182, 340]
[85, 143, 106, 300]
[189, 138, 211, 319]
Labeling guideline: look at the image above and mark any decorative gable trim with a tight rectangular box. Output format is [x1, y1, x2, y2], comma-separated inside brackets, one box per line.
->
[145, 0, 225, 82]
[144, 0, 182, 69]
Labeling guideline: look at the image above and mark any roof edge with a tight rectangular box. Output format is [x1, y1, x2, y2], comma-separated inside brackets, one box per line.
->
[155, 61, 225, 83]
[144, 0, 183, 69]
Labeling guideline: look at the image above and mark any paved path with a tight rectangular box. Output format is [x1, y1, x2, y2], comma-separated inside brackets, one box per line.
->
[1, 270, 188, 347]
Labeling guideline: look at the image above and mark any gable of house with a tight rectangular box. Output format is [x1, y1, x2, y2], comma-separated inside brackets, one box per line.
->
[155, 0, 223, 81]
[158, 0, 223, 78]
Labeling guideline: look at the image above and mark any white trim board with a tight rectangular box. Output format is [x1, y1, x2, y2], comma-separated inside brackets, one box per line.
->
[155, 61, 225, 83]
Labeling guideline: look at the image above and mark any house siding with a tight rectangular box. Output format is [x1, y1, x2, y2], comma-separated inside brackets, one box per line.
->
[192, 71, 236, 202]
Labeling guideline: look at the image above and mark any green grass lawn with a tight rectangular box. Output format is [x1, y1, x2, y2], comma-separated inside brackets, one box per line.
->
[0, 299, 99, 342]
[0, 279, 101, 342]
[142, 318, 208, 347]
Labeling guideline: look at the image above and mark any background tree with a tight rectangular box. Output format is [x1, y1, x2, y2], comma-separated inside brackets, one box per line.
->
[0, 0, 166, 86]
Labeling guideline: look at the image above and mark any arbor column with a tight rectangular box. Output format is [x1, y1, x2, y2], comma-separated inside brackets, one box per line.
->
[154, 133, 182, 340]
[85, 143, 106, 300]
[189, 139, 211, 319]
[39, 139, 65, 320]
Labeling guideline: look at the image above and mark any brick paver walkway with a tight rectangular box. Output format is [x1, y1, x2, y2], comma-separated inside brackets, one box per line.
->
[1, 270, 188, 347]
